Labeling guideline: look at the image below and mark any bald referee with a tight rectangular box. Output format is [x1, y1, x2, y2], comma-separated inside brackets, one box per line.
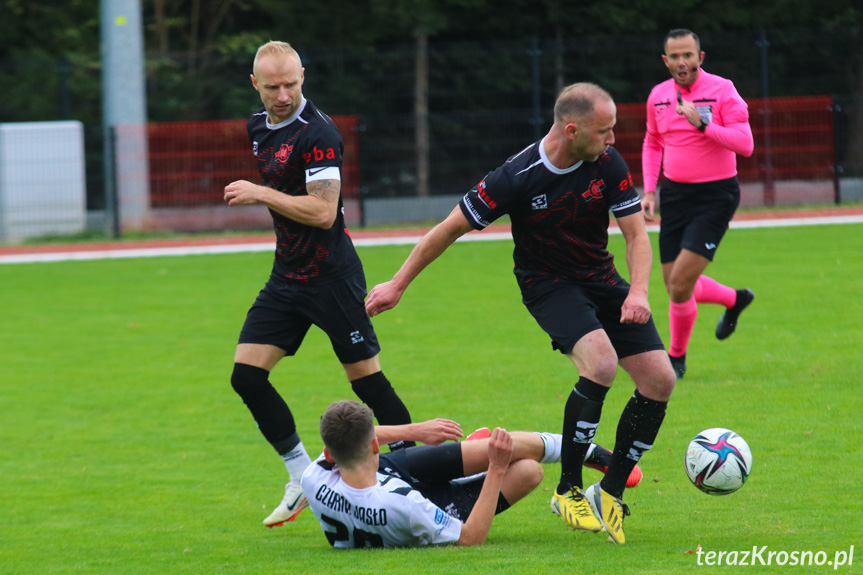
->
[642, 29, 756, 379]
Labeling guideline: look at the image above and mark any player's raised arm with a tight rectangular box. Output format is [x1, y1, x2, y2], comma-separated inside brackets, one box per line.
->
[456, 427, 513, 546]
[374, 418, 464, 446]
[366, 206, 474, 316]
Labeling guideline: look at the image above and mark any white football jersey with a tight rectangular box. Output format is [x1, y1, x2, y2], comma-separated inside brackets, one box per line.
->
[301, 455, 462, 548]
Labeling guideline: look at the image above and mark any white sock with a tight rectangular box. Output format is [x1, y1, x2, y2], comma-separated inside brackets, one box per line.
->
[537, 432, 563, 463]
[281, 441, 312, 484]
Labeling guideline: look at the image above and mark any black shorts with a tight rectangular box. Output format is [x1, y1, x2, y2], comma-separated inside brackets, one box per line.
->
[238, 269, 381, 364]
[657, 177, 741, 264]
[379, 445, 505, 521]
[521, 277, 666, 358]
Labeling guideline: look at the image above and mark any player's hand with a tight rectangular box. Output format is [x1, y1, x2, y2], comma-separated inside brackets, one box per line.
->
[224, 180, 262, 206]
[366, 281, 403, 317]
[642, 192, 657, 222]
[620, 292, 652, 324]
[487, 427, 513, 470]
[676, 98, 703, 130]
[412, 418, 464, 445]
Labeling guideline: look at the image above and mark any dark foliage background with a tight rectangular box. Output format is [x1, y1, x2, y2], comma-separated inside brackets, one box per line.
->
[1, 0, 861, 205]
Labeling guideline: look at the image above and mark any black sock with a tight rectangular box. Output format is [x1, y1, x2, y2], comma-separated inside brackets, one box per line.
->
[558, 377, 608, 494]
[351, 371, 415, 449]
[231, 363, 299, 454]
[601, 390, 667, 498]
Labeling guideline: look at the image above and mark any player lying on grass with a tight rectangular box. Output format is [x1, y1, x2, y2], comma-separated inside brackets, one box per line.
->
[300, 400, 641, 548]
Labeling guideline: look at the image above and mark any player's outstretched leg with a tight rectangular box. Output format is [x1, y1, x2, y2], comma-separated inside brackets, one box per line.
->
[231, 363, 312, 527]
[263, 482, 309, 527]
[716, 288, 754, 340]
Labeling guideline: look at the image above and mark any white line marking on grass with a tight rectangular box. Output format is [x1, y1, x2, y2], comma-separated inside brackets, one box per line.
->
[2, 215, 862, 265]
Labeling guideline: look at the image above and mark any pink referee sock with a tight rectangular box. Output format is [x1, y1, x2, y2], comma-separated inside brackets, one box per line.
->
[694, 275, 737, 308]
[668, 297, 697, 357]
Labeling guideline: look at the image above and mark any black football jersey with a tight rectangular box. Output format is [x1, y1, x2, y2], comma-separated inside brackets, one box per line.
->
[247, 98, 362, 283]
[459, 140, 642, 288]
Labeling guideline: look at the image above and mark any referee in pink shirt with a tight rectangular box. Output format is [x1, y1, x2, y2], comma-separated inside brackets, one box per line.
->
[642, 29, 755, 378]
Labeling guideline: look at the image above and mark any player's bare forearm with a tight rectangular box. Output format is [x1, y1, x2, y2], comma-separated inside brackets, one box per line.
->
[456, 428, 512, 546]
[374, 418, 464, 446]
[270, 179, 339, 228]
[641, 130, 663, 207]
[626, 234, 653, 294]
[223, 178, 339, 228]
[618, 213, 653, 324]
[366, 207, 473, 316]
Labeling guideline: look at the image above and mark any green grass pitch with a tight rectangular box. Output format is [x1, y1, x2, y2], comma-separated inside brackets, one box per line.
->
[1, 223, 861, 574]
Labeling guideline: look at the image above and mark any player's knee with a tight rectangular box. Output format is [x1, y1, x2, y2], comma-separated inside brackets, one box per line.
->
[591, 355, 620, 384]
[667, 277, 696, 302]
[231, 363, 270, 399]
[525, 460, 544, 489]
[658, 371, 677, 400]
[350, 371, 392, 404]
[641, 370, 676, 402]
[514, 459, 543, 487]
[505, 460, 544, 503]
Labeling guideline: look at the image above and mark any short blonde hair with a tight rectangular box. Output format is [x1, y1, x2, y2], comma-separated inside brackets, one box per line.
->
[253, 41, 302, 75]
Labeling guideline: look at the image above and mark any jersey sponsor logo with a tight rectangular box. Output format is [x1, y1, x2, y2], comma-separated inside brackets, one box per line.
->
[303, 146, 337, 164]
[618, 173, 635, 192]
[275, 144, 293, 163]
[476, 179, 497, 209]
[582, 179, 605, 203]
[531, 194, 547, 210]
[435, 508, 452, 527]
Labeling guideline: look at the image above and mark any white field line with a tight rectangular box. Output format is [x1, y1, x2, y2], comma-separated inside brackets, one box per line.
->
[2, 214, 863, 265]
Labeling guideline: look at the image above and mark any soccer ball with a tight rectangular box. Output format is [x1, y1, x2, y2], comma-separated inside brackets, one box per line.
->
[684, 428, 752, 495]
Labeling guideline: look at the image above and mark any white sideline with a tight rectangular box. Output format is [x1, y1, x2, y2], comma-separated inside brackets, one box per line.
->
[2, 214, 863, 265]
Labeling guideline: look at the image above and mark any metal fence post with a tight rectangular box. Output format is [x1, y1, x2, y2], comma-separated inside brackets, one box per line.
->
[103, 125, 121, 239]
